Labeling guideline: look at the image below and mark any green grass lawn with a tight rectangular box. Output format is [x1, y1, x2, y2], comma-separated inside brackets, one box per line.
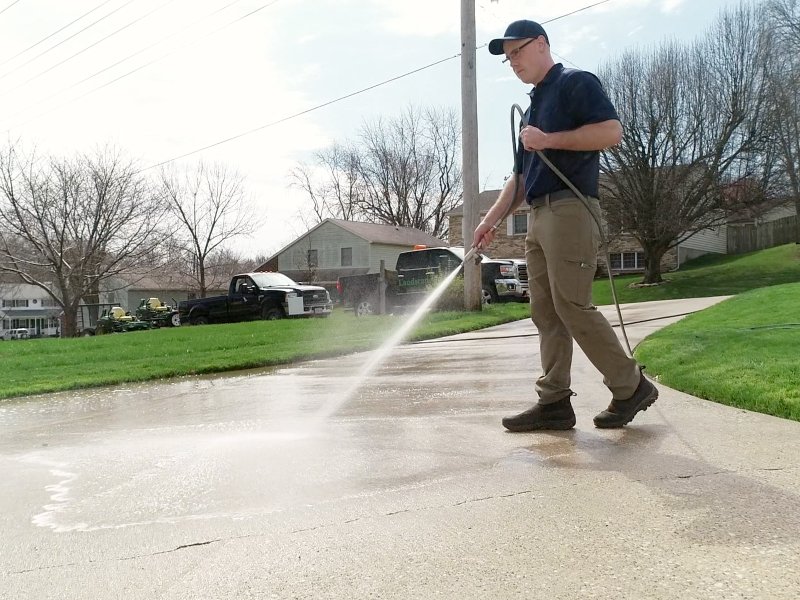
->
[2, 243, 799, 422]
[635, 282, 800, 421]
[0, 303, 530, 399]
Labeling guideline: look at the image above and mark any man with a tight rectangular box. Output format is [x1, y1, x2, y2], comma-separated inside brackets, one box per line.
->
[473, 20, 658, 432]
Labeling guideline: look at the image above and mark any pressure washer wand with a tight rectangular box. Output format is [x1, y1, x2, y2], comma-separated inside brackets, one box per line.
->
[462, 212, 507, 265]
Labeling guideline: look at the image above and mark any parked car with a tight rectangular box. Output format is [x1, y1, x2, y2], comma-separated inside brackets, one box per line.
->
[2, 328, 30, 340]
[336, 246, 529, 316]
[178, 272, 333, 325]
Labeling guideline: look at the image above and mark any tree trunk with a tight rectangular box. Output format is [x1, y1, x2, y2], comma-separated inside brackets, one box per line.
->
[795, 199, 800, 244]
[199, 264, 207, 298]
[62, 302, 80, 338]
[641, 247, 667, 284]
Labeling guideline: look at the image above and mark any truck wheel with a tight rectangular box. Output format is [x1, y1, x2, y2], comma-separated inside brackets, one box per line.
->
[262, 306, 284, 320]
[168, 312, 181, 327]
[482, 287, 498, 304]
[354, 298, 375, 317]
[191, 315, 209, 326]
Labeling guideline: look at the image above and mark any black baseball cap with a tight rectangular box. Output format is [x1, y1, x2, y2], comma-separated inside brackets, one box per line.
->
[488, 20, 549, 55]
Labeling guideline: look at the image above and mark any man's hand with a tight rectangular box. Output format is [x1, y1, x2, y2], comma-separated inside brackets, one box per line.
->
[521, 120, 623, 152]
[520, 125, 550, 151]
[473, 221, 497, 250]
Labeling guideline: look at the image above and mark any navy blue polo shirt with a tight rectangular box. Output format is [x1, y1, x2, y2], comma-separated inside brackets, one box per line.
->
[514, 63, 619, 203]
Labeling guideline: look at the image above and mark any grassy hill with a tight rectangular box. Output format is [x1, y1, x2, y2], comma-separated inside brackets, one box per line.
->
[592, 243, 800, 305]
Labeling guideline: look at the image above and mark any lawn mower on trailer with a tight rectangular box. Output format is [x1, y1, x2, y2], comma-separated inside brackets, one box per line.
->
[90, 307, 152, 335]
[135, 297, 181, 328]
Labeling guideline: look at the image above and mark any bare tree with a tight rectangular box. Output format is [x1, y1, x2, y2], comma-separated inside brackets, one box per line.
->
[291, 105, 462, 238]
[160, 161, 260, 297]
[0, 146, 163, 336]
[599, 2, 772, 283]
[290, 143, 363, 223]
[767, 0, 800, 241]
[204, 247, 267, 285]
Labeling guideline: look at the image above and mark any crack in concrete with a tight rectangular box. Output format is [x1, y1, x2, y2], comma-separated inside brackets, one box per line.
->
[8, 465, 796, 576]
[8, 538, 229, 574]
[647, 465, 796, 483]
[127, 538, 223, 559]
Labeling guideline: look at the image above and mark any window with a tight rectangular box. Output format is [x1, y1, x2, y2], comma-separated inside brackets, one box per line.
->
[307, 249, 318, 267]
[512, 213, 528, 235]
[609, 251, 646, 271]
[2, 299, 29, 308]
[41, 297, 59, 307]
[341, 247, 353, 267]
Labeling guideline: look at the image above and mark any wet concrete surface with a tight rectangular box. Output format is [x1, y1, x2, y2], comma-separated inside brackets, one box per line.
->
[2, 297, 799, 599]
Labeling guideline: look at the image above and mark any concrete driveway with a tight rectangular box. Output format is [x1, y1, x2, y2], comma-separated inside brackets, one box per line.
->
[1, 296, 799, 599]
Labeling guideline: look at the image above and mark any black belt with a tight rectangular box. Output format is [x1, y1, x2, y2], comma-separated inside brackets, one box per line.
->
[528, 189, 578, 208]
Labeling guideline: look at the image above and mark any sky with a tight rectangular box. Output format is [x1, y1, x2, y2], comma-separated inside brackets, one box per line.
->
[0, 0, 749, 258]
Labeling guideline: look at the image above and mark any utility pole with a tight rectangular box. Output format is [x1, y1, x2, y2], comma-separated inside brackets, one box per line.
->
[461, 0, 481, 311]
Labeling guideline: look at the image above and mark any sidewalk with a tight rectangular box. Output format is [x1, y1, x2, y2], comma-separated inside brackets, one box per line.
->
[2, 297, 799, 599]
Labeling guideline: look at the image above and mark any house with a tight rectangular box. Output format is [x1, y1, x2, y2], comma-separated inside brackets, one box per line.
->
[257, 218, 446, 289]
[105, 273, 227, 311]
[447, 190, 529, 260]
[447, 188, 726, 275]
[447, 189, 797, 276]
[0, 281, 61, 338]
[0, 272, 227, 337]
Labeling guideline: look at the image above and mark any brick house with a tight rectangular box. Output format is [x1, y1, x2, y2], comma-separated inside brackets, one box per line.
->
[447, 189, 728, 276]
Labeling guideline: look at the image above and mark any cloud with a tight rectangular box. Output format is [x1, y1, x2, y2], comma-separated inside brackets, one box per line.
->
[660, 0, 687, 14]
[365, 0, 460, 37]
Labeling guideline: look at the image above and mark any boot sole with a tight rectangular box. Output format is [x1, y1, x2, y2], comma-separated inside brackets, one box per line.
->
[503, 417, 577, 432]
[594, 387, 659, 429]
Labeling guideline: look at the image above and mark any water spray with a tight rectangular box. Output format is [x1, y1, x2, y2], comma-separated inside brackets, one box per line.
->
[313, 107, 635, 422]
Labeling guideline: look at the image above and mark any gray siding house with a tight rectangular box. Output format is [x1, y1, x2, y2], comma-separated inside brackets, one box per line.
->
[258, 219, 446, 287]
[105, 274, 227, 310]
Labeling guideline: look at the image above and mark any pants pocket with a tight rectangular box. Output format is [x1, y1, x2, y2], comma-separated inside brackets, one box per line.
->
[560, 258, 596, 306]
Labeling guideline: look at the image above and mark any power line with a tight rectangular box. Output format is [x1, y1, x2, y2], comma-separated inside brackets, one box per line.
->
[0, 0, 21, 17]
[144, 0, 615, 170]
[0, 0, 136, 82]
[3, 0, 283, 132]
[1, 0, 245, 126]
[6, 0, 611, 169]
[0, 0, 114, 69]
[542, 0, 613, 25]
[141, 52, 461, 171]
[1, 0, 178, 99]
[552, 51, 582, 70]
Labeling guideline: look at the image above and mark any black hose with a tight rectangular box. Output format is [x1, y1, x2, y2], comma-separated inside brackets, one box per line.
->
[510, 103, 634, 357]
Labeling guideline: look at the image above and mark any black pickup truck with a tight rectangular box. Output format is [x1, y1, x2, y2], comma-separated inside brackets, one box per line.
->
[178, 272, 333, 325]
[336, 246, 528, 316]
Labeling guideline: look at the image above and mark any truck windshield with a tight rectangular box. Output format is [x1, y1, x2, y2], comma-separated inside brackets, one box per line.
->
[250, 273, 298, 288]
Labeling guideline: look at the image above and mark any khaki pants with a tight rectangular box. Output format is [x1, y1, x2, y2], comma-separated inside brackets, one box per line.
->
[526, 195, 640, 404]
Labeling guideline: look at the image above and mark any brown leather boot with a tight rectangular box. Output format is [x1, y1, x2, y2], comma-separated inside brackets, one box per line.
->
[502, 395, 576, 432]
[594, 373, 658, 428]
